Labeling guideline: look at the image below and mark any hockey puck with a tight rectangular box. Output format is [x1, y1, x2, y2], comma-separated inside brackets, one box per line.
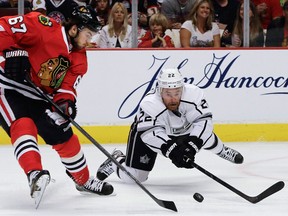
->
[193, 192, 204, 202]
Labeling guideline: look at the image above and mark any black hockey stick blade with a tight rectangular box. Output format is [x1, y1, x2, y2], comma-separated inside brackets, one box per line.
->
[27, 78, 177, 212]
[247, 181, 285, 204]
[155, 200, 177, 212]
[192, 162, 285, 204]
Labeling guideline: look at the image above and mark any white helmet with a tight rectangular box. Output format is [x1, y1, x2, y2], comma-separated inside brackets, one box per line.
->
[157, 68, 184, 89]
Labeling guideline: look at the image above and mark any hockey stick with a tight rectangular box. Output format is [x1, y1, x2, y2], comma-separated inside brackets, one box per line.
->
[26, 78, 177, 212]
[192, 162, 285, 204]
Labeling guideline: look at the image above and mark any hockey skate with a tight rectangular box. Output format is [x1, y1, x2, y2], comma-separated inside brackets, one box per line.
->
[66, 170, 114, 195]
[97, 149, 125, 181]
[76, 177, 114, 195]
[27, 170, 51, 209]
[217, 146, 244, 164]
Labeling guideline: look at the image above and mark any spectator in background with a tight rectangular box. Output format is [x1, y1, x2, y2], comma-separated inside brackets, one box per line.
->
[111, 0, 157, 14]
[90, 0, 110, 27]
[111, 0, 159, 29]
[0, 0, 31, 17]
[157, 0, 164, 11]
[161, 0, 196, 47]
[89, 0, 111, 48]
[221, 1, 264, 47]
[138, 13, 174, 47]
[31, 0, 46, 15]
[161, 0, 196, 29]
[45, 0, 79, 23]
[127, 12, 147, 40]
[144, 0, 161, 30]
[252, 0, 282, 29]
[0, 0, 11, 7]
[0, 0, 30, 7]
[212, 0, 239, 31]
[180, 0, 221, 47]
[98, 2, 132, 48]
[265, 1, 288, 47]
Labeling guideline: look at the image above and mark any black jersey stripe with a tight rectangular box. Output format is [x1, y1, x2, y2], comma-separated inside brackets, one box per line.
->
[0, 74, 47, 100]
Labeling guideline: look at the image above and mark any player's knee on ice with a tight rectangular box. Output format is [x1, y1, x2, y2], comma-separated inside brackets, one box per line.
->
[118, 167, 149, 183]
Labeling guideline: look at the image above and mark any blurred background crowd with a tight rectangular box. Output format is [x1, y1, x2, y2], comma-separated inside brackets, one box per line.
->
[0, 0, 287, 48]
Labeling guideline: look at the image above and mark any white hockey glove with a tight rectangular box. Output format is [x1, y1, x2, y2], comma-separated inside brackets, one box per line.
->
[46, 99, 77, 131]
[45, 109, 71, 131]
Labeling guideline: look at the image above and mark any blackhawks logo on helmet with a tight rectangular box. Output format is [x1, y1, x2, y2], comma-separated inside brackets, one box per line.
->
[79, 6, 89, 13]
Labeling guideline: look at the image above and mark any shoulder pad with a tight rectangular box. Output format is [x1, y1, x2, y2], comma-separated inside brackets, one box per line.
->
[140, 93, 166, 118]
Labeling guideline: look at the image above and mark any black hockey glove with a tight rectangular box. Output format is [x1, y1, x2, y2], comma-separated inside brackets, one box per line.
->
[3, 49, 31, 82]
[46, 99, 77, 131]
[183, 136, 203, 165]
[160, 139, 191, 168]
[161, 136, 203, 168]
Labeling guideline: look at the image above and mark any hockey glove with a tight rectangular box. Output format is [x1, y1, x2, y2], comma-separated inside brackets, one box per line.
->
[53, 99, 77, 120]
[46, 109, 70, 131]
[161, 136, 203, 168]
[3, 48, 31, 82]
[46, 99, 77, 131]
[182, 136, 203, 165]
[160, 140, 192, 168]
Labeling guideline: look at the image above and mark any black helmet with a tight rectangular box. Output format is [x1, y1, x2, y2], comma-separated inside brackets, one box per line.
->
[71, 5, 101, 32]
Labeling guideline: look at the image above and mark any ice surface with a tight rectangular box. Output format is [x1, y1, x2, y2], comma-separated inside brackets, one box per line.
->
[0, 142, 287, 216]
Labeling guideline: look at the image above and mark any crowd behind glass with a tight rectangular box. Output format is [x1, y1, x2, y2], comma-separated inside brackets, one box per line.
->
[0, 0, 287, 48]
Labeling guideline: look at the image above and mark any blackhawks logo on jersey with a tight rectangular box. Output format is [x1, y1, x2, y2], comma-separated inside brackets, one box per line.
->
[37, 55, 70, 89]
[38, 14, 53, 27]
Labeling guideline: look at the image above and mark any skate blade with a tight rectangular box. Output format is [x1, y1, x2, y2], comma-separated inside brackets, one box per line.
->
[33, 175, 50, 209]
[78, 190, 117, 196]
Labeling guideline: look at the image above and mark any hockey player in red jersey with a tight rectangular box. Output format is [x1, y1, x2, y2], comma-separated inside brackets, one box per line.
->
[0, 6, 113, 207]
[97, 68, 244, 183]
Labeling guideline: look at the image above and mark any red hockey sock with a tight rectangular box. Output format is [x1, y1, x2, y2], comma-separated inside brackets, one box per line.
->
[10, 117, 42, 174]
[53, 134, 89, 185]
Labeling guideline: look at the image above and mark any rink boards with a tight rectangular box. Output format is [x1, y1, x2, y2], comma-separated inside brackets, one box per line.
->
[1, 48, 288, 144]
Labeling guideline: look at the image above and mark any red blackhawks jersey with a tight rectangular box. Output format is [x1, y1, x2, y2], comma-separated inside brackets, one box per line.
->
[0, 12, 87, 103]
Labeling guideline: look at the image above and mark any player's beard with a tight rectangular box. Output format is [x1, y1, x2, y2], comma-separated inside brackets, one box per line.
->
[70, 31, 86, 50]
[71, 38, 86, 50]
[166, 102, 179, 111]
[74, 43, 86, 50]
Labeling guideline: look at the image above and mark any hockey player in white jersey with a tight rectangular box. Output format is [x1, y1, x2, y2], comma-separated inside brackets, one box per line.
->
[97, 68, 244, 183]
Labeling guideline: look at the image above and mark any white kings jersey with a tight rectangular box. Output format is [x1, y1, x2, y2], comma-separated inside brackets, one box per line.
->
[135, 84, 214, 154]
